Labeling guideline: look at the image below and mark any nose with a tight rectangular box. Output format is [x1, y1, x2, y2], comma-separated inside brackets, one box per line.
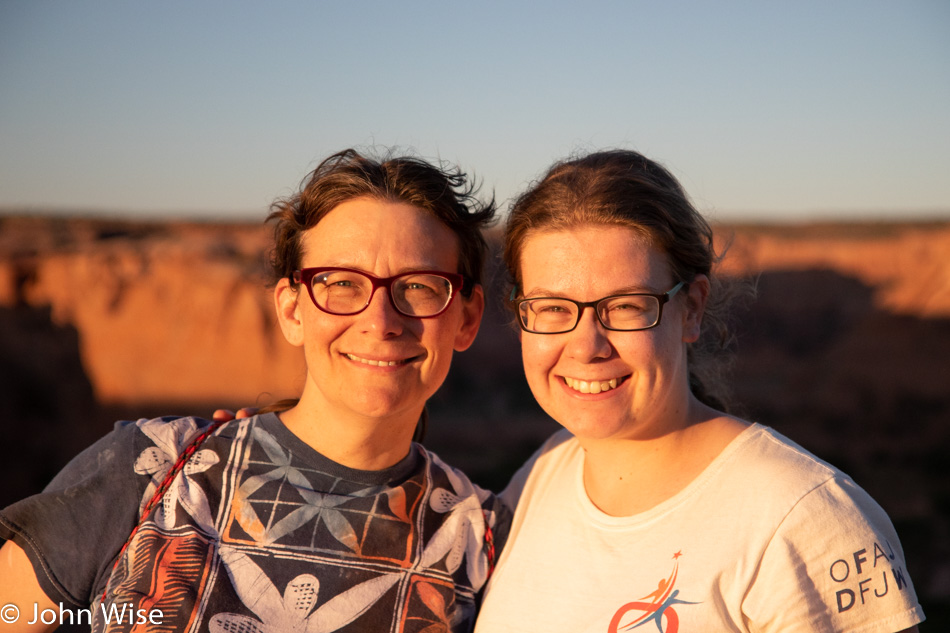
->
[356, 286, 405, 337]
[564, 306, 612, 362]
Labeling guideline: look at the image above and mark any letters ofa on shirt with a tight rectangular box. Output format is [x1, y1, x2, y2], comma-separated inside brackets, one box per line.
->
[828, 540, 909, 613]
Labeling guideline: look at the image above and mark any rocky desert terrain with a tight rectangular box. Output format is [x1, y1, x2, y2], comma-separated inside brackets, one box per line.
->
[1, 215, 948, 622]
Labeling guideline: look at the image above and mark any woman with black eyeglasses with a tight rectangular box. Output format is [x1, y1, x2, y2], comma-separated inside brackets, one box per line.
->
[474, 150, 923, 632]
[0, 149, 509, 633]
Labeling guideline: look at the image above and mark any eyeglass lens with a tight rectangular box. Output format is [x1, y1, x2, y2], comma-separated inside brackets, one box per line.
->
[518, 294, 662, 333]
[310, 270, 454, 317]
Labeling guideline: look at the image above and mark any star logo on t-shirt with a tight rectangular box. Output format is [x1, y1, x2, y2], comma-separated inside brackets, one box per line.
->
[607, 552, 699, 633]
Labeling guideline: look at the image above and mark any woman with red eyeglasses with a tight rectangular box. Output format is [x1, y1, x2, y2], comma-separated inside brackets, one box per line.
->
[0, 149, 509, 633]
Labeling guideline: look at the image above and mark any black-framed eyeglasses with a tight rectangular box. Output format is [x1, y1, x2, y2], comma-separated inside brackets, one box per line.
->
[512, 281, 687, 334]
[293, 267, 468, 318]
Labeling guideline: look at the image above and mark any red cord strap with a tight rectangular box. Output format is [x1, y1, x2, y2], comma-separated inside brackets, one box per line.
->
[483, 511, 496, 579]
[102, 420, 225, 602]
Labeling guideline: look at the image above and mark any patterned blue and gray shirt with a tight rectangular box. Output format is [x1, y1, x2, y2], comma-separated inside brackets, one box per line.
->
[0, 413, 509, 633]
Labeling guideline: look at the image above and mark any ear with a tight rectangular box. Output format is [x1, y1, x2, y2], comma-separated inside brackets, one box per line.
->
[453, 283, 485, 352]
[682, 274, 709, 343]
[274, 277, 305, 347]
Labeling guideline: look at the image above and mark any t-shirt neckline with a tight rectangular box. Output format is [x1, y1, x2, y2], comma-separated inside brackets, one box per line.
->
[574, 422, 765, 528]
[255, 411, 422, 486]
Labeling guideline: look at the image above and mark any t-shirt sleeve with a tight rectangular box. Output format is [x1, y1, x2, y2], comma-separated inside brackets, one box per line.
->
[743, 475, 925, 633]
[0, 417, 208, 607]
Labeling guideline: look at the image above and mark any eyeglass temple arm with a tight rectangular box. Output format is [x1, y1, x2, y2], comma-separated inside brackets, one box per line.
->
[666, 280, 688, 300]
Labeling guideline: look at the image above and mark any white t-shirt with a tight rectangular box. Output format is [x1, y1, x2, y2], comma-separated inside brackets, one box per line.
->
[475, 424, 924, 633]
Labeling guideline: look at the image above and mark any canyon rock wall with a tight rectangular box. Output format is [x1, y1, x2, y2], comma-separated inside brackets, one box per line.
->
[0, 217, 304, 406]
[3, 217, 947, 406]
[717, 222, 950, 317]
[1, 215, 948, 611]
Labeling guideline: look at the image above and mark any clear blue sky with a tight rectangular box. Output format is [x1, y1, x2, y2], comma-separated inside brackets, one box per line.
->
[2, 0, 948, 221]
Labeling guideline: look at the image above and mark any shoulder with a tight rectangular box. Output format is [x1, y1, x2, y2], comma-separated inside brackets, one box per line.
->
[499, 429, 578, 511]
[416, 446, 512, 588]
[421, 446, 497, 507]
[24, 416, 214, 496]
[746, 427, 901, 542]
[709, 424, 906, 560]
[526, 428, 579, 475]
[522, 428, 578, 468]
[694, 424, 883, 548]
[745, 467, 923, 628]
[732, 427, 924, 629]
[131, 415, 221, 454]
[0, 415, 221, 606]
[725, 424, 840, 498]
[419, 446, 512, 530]
[742, 427, 915, 579]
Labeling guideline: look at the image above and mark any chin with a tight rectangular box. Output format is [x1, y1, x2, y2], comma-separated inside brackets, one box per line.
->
[548, 404, 637, 440]
[564, 422, 625, 442]
[346, 391, 413, 419]
[538, 406, 605, 439]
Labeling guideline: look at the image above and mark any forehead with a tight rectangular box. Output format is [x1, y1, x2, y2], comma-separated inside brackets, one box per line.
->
[519, 225, 672, 295]
[301, 197, 460, 272]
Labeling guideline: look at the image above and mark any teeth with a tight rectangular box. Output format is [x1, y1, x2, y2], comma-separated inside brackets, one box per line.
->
[563, 376, 620, 393]
[345, 353, 404, 367]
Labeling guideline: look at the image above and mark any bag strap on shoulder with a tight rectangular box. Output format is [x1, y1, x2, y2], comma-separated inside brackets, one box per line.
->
[102, 419, 226, 601]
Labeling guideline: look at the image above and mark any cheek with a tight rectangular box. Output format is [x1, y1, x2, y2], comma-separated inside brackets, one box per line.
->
[301, 330, 332, 362]
[425, 326, 452, 364]
[520, 336, 560, 379]
[420, 316, 452, 351]
[300, 311, 346, 354]
[417, 321, 458, 376]
[626, 331, 680, 375]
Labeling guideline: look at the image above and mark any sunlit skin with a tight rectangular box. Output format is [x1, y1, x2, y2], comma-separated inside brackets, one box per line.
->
[274, 197, 483, 470]
[517, 225, 747, 515]
[0, 540, 58, 633]
[519, 226, 702, 442]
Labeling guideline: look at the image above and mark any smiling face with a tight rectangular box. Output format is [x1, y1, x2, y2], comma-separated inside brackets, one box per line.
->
[275, 196, 483, 427]
[518, 224, 705, 442]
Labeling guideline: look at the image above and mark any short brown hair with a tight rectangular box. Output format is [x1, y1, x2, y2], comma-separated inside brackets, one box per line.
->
[504, 149, 740, 411]
[268, 149, 496, 295]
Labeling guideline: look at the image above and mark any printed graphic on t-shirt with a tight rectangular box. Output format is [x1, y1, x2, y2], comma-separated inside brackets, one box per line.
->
[96, 417, 496, 632]
[608, 552, 699, 633]
[827, 539, 912, 615]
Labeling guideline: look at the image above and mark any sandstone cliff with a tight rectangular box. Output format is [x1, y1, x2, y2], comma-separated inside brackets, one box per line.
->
[3, 217, 947, 406]
[0, 216, 303, 405]
[1, 215, 948, 610]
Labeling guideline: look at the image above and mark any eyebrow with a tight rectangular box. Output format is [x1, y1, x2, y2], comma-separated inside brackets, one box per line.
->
[522, 284, 661, 299]
[308, 262, 453, 275]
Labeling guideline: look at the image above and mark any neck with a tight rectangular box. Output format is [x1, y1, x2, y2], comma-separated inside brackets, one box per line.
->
[280, 392, 420, 471]
[579, 398, 746, 516]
